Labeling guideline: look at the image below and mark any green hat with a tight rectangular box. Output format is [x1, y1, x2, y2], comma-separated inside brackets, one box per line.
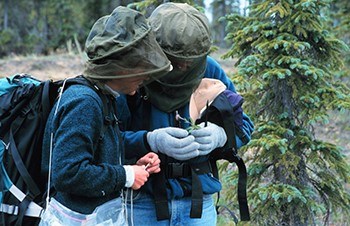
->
[143, 3, 211, 112]
[149, 3, 212, 59]
[84, 6, 171, 79]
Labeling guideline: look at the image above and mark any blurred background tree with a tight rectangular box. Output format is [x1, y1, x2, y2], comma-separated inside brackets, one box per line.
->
[0, 0, 243, 57]
[0, 0, 135, 57]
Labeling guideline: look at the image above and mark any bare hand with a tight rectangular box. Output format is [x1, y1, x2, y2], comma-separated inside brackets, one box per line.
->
[131, 165, 150, 190]
[136, 152, 161, 174]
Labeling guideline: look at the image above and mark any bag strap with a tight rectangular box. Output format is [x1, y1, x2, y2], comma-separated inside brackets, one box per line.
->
[189, 167, 203, 218]
[234, 156, 250, 221]
[152, 169, 205, 220]
[8, 128, 41, 226]
[62, 76, 117, 139]
[205, 94, 250, 221]
[8, 126, 41, 199]
[153, 159, 213, 220]
[152, 153, 170, 220]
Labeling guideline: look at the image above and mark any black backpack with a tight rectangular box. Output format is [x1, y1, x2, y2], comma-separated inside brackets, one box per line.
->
[0, 74, 110, 226]
[130, 87, 251, 223]
[196, 90, 250, 222]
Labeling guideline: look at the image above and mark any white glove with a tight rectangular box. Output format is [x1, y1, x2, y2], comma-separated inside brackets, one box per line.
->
[146, 127, 200, 161]
[190, 122, 227, 156]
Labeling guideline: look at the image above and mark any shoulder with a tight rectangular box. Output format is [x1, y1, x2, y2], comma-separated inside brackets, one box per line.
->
[63, 84, 102, 104]
[204, 56, 236, 92]
[57, 84, 104, 116]
[206, 56, 220, 67]
[205, 56, 223, 73]
[204, 56, 225, 76]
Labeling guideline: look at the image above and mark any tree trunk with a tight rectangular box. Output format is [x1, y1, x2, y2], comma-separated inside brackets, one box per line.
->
[219, 1, 227, 47]
[271, 79, 311, 226]
[3, 0, 9, 29]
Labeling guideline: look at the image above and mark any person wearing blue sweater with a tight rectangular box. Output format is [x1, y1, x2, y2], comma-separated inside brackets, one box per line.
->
[121, 3, 255, 225]
[40, 6, 172, 225]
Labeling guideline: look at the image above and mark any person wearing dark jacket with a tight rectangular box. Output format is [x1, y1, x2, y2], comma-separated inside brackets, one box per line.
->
[40, 6, 172, 225]
[121, 3, 254, 225]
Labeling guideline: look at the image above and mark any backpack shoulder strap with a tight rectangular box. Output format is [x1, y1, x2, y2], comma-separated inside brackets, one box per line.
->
[62, 76, 116, 138]
[197, 92, 250, 221]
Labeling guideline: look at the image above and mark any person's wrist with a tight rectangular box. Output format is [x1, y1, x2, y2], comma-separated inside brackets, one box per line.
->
[146, 131, 158, 153]
[123, 165, 135, 188]
[217, 126, 227, 147]
[144, 132, 153, 151]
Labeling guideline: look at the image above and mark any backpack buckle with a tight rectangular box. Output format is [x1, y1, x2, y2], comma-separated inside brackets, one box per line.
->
[166, 163, 190, 178]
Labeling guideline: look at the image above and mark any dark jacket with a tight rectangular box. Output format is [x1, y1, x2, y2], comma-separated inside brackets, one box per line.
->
[122, 56, 254, 197]
[41, 84, 126, 214]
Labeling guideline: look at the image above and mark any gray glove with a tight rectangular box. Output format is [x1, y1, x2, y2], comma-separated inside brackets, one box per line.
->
[191, 122, 227, 156]
[146, 127, 200, 161]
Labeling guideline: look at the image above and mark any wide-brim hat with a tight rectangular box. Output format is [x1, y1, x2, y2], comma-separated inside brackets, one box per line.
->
[84, 6, 171, 80]
[149, 3, 212, 60]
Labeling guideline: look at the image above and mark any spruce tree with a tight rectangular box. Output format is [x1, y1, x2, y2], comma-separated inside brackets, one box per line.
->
[332, 0, 350, 80]
[222, 0, 350, 225]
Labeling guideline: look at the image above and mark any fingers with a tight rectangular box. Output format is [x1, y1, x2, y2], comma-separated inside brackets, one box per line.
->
[198, 143, 213, 151]
[175, 149, 200, 161]
[160, 132, 196, 150]
[161, 133, 194, 146]
[191, 127, 211, 137]
[136, 152, 161, 174]
[159, 133, 201, 160]
[137, 152, 159, 165]
[145, 158, 161, 174]
[198, 149, 212, 156]
[194, 136, 212, 145]
[132, 165, 150, 190]
[146, 164, 161, 174]
[171, 135, 196, 148]
[195, 136, 214, 152]
[164, 127, 189, 138]
[145, 152, 159, 159]
[195, 122, 206, 128]
[170, 142, 200, 161]
[176, 141, 200, 154]
[191, 128, 213, 154]
[198, 146, 213, 156]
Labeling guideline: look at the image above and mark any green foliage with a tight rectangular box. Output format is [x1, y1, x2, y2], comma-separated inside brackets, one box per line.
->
[129, 0, 205, 15]
[127, 0, 159, 12]
[0, 29, 15, 56]
[0, 0, 132, 57]
[330, 0, 350, 81]
[0, 28, 40, 57]
[222, 0, 350, 225]
[175, 111, 201, 133]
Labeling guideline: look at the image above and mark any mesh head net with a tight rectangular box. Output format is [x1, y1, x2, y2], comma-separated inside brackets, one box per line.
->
[149, 3, 212, 59]
[143, 3, 213, 112]
[84, 6, 171, 80]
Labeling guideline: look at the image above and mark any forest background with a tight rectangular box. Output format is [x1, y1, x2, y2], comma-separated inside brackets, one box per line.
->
[0, 0, 349, 226]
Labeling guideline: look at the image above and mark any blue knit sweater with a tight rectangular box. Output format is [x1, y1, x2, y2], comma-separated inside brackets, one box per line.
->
[41, 84, 126, 214]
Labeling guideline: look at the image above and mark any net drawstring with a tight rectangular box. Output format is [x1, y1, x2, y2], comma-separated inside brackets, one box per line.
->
[45, 77, 73, 210]
[130, 189, 134, 226]
[124, 188, 134, 226]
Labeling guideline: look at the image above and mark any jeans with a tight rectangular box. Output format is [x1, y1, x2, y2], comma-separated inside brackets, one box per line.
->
[126, 191, 217, 226]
